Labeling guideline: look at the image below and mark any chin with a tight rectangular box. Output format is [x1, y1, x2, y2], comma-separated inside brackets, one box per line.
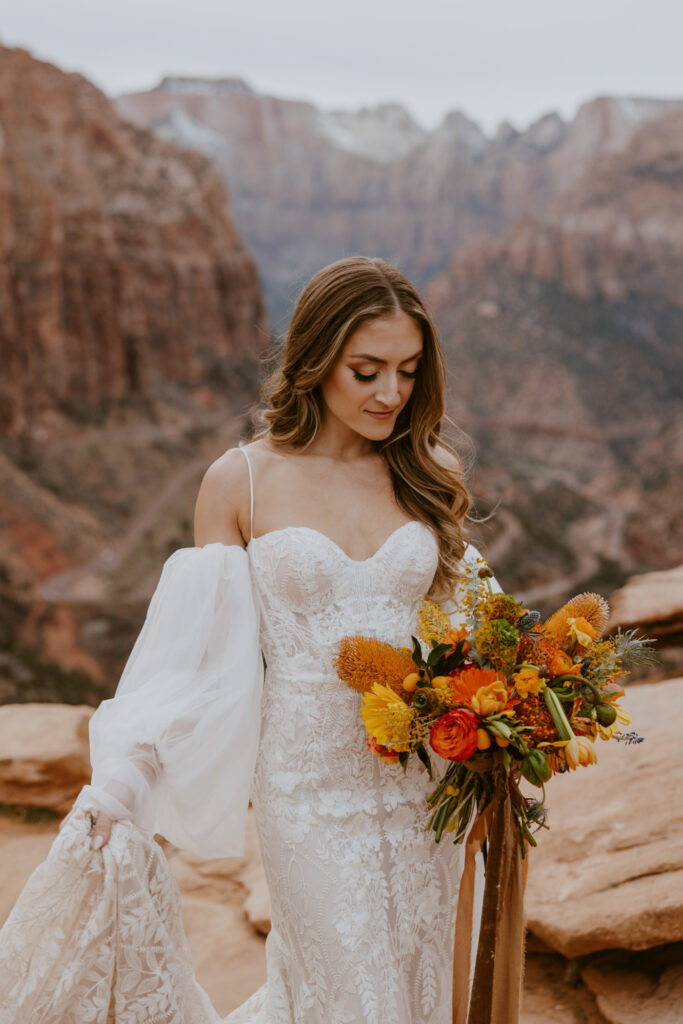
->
[356, 418, 397, 441]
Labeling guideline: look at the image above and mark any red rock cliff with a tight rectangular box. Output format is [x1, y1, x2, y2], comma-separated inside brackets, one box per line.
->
[0, 47, 267, 438]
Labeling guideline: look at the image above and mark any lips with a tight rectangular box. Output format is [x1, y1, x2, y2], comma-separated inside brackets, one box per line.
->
[366, 410, 396, 419]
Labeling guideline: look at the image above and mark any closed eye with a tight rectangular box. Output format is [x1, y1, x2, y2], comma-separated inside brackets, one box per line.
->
[352, 369, 419, 383]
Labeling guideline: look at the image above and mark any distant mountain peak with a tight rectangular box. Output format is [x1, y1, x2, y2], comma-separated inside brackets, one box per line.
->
[317, 102, 426, 162]
[155, 75, 256, 97]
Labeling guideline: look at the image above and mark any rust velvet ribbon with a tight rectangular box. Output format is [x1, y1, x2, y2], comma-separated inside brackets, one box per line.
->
[451, 767, 529, 1024]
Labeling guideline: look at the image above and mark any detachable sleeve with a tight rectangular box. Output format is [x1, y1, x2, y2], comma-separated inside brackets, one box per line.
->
[441, 542, 504, 627]
[73, 542, 264, 859]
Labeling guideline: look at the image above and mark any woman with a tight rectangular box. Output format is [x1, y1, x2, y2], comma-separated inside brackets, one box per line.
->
[0, 256, 502, 1023]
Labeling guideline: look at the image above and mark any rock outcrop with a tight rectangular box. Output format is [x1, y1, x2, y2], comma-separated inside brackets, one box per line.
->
[524, 676, 683, 957]
[115, 80, 683, 323]
[606, 563, 683, 646]
[0, 46, 267, 439]
[1, 678, 680, 1022]
[0, 702, 93, 812]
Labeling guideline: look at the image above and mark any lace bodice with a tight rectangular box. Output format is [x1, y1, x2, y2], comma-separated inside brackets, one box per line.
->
[248, 520, 438, 681]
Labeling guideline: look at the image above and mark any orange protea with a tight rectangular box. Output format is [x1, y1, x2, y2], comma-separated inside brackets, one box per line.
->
[514, 692, 558, 743]
[542, 593, 610, 655]
[517, 626, 561, 671]
[335, 637, 416, 696]
[450, 665, 501, 705]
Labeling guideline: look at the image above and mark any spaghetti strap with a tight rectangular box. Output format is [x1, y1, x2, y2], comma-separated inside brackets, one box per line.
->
[238, 445, 255, 542]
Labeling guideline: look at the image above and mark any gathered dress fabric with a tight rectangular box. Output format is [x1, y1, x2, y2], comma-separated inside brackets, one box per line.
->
[0, 452, 502, 1024]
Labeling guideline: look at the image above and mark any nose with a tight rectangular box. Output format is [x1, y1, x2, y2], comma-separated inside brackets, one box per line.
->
[375, 373, 401, 407]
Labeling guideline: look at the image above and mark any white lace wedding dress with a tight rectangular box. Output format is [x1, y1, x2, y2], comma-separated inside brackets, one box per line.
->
[0, 449, 501, 1024]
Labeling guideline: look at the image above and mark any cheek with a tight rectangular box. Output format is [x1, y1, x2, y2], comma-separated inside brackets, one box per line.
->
[323, 369, 366, 410]
[399, 379, 417, 405]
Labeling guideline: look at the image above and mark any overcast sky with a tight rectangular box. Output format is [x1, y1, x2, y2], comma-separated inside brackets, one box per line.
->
[1, 0, 682, 135]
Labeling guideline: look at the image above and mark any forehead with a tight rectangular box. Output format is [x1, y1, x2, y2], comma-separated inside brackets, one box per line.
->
[344, 312, 423, 357]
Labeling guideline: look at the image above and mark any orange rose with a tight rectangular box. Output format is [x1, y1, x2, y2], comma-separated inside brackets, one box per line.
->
[471, 680, 509, 715]
[429, 708, 478, 761]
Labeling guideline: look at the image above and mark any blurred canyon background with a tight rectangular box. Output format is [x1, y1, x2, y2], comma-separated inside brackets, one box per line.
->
[0, 34, 682, 1024]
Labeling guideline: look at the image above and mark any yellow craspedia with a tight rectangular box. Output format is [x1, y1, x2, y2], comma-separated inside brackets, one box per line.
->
[360, 683, 416, 752]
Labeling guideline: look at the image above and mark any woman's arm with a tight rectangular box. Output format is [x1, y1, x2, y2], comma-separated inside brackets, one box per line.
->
[194, 446, 252, 548]
[78, 450, 263, 855]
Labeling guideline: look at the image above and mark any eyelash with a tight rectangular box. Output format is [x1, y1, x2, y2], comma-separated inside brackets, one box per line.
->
[352, 370, 419, 383]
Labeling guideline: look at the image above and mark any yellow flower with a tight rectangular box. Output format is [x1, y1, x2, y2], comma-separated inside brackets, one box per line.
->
[360, 683, 415, 752]
[566, 616, 598, 649]
[563, 735, 597, 770]
[416, 599, 452, 645]
[543, 593, 609, 651]
[512, 667, 545, 697]
[471, 680, 509, 716]
[615, 705, 631, 725]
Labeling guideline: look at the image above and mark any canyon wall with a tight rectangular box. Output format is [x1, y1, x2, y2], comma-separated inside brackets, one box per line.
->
[0, 48, 267, 439]
[424, 107, 683, 601]
[115, 80, 683, 324]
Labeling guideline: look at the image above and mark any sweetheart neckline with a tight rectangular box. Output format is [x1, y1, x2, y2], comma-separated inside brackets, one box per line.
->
[247, 520, 436, 565]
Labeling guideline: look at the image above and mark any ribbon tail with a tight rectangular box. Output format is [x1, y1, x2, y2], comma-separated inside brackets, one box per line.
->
[451, 803, 493, 1024]
[466, 781, 528, 1024]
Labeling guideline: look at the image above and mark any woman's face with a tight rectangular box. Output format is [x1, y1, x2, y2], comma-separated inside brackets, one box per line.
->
[319, 312, 424, 442]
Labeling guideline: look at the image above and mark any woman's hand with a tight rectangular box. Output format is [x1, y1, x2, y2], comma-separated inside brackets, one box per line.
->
[89, 810, 114, 850]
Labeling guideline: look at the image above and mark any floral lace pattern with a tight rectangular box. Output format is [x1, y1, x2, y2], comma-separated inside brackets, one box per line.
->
[232, 523, 485, 1024]
[0, 807, 221, 1024]
[0, 526, 487, 1024]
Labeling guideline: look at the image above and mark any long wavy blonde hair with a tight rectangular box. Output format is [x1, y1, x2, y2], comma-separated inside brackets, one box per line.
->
[252, 255, 484, 601]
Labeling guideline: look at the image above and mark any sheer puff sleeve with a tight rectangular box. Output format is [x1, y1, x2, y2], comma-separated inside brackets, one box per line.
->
[73, 542, 264, 860]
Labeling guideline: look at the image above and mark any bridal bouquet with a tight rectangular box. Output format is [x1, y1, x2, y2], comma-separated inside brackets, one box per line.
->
[334, 553, 656, 854]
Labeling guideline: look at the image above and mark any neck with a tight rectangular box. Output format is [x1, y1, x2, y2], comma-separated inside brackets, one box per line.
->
[305, 413, 376, 462]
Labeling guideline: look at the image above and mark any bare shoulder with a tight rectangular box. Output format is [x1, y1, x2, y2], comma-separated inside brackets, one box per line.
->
[193, 445, 253, 548]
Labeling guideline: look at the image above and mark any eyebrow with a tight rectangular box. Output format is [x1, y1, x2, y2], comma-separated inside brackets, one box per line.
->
[347, 350, 423, 365]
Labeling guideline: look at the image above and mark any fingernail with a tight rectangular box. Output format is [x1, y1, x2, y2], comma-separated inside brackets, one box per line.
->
[92, 835, 105, 850]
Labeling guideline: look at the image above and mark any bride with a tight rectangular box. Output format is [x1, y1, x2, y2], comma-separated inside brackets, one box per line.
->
[0, 255, 502, 1023]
